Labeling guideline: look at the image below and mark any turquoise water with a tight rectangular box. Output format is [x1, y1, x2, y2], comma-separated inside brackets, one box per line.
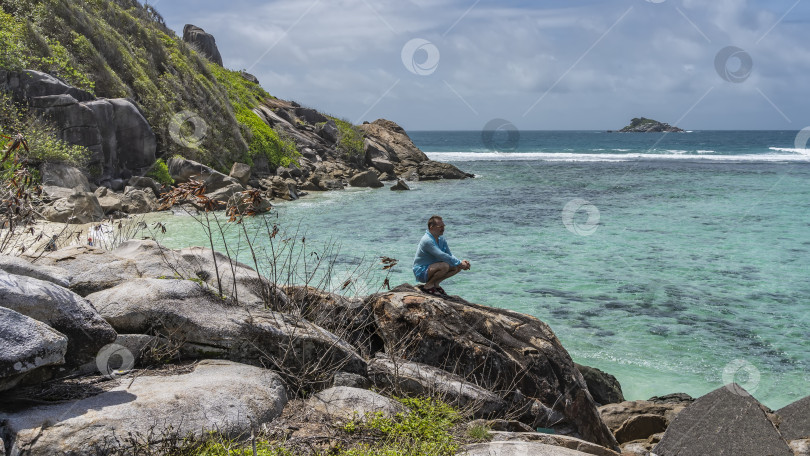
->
[157, 131, 810, 409]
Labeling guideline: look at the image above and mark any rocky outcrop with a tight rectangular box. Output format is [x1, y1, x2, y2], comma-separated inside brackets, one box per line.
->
[348, 170, 383, 188]
[462, 442, 599, 456]
[40, 163, 92, 192]
[0, 70, 157, 181]
[575, 363, 624, 406]
[598, 396, 691, 433]
[229, 162, 251, 186]
[182, 24, 223, 66]
[88, 278, 366, 377]
[0, 307, 67, 392]
[653, 384, 792, 455]
[0, 360, 287, 455]
[41, 192, 104, 224]
[167, 156, 240, 192]
[617, 117, 684, 133]
[482, 432, 620, 456]
[417, 160, 473, 180]
[390, 179, 410, 191]
[306, 386, 405, 420]
[0, 256, 72, 288]
[778, 396, 810, 441]
[0, 270, 117, 367]
[365, 285, 617, 448]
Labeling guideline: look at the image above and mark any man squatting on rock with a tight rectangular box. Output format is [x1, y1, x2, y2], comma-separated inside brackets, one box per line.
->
[412, 215, 471, 297]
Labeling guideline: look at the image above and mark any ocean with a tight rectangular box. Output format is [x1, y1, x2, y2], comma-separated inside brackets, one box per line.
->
[157, 130, 810, 409]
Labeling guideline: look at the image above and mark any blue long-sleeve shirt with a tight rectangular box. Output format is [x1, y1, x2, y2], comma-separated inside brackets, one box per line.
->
[413, 230, 462, 271]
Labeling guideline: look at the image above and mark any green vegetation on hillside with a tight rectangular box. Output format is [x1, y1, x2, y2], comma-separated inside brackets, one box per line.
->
[0, 0, 299, 172]
[329, 116, 364, 159]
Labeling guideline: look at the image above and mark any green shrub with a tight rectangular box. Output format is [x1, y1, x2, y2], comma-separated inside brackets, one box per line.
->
[330, 116, 364, 158]
[146, 158, 173, 185]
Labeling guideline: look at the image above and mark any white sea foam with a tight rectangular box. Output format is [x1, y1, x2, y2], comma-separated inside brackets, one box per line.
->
[769, 147, 810, 154]
[425, 151, 810, 163]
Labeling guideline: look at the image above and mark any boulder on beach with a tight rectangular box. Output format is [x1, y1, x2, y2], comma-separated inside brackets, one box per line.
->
[366, 284, 617, 448]
[0, 270, 117, 367]
[575, 363, 625, 406]
[652, 384, 792, 455]
[0, 360, 287, 455]
[0, 307, 68, 392]
[349, 170, 384, 188]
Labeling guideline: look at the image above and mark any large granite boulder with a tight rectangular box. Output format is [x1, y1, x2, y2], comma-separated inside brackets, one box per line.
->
[121, 186, 158, 213]
[1, 70, 157, 181]
[484, 432, 620, 456]
[0, 271, 117, 367]
[416, 160, 473, 180]
[88, 278, 366, 379]
[39, 163, 92, 192]
[653, 384, 792, 455]
[167, 156, 240, 192]
[366, 285, 617, 448]
[41, 192, 104, 224]
[598, 397, 690, 433]
[575, 363, 624, 406]
[0, 307, 68, 392]
[368, 354, 507, 418]
[348, 170, 383, 188]
[229, 162, 251, 186]
[317, 119, 339, 143]
[357, 119, 429, 166]
[0, 360, 287, 455]
[182, 24, 223, 66]
[305, 386, 405, 420]
[778, 395, 810, 441]
[26, 240, 288, 307]
[461, 442, 598, 456]
[0, 255, 72, 288]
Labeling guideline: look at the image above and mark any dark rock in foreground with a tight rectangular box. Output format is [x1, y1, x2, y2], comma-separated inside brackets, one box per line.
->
[575, 363, 624, 406]
[653, 384, 792, 455]
[778, 395, 810, 441]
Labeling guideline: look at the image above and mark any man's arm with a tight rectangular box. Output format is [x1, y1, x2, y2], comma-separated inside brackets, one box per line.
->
[421, 237, 462, 267]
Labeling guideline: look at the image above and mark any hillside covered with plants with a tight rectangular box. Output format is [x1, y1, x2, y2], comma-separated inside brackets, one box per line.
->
[0, 0, 298, 172]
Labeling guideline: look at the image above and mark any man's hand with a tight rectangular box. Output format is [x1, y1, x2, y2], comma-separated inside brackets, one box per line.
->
[460, 260, 471, 270]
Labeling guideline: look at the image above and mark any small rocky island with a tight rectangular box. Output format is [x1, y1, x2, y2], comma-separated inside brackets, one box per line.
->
[614, 117, 684, 133]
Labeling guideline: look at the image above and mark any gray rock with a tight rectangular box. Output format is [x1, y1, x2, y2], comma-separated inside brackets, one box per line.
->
[370, 157, 395, 174]
[778, 395, 810, 441]
[89, 278, 366, 376]
[182, 24, 223, 66]
[485, 431, 621, 456]
[653, 384, 792, 455]
[268, 176, 299, 200]
[0, 255, 72, 288]
[790, 439, 810, 456]
[333, 371, 370, 389]
[240, 71, 259, 84]
[368, 286, 617, 448]
[205, 182, 245, 206]
[229, 162, 252, 186]
[417, 159, 473, 180]
[295, 107, 328, 125]
[307, 386, 405, 420]
[0, 69, 93, 102]
[0, 271, 117, 367]
[575, 363, 624, 406]
[368, 355, 507, 418]
[317, 119, 339, 143]
[0, 307, 68, 392]
[121, 186, 158, 213]
[41, 185, 76, 200]
[112, 334, 160, 366]
[127, 176, 160, 196]
[97, 192, 124, 214]
[40, 163, 91, 192]
[390, 179, 410, 191]
[168, 157, 239, 192]
[349, 170, 383, 188]
[42, 192, 104, 224]
[598, 399, 687, 433]
[461, 442, 596, 456]
[0, 360, 286, 455]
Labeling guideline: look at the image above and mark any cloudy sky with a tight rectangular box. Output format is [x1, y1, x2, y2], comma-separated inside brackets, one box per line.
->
[150, 0, 810, 131]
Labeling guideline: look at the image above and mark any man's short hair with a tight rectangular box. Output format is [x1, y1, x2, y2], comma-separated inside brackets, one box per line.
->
[428, 215, 443, 228]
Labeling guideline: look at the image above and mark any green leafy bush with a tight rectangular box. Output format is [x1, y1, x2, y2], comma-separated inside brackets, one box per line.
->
[146, 158, 173, 185]
[331, 116, 364, 158]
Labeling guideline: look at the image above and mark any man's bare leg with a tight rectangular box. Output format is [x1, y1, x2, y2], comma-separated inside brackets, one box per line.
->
[424, 262, 461, 289]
